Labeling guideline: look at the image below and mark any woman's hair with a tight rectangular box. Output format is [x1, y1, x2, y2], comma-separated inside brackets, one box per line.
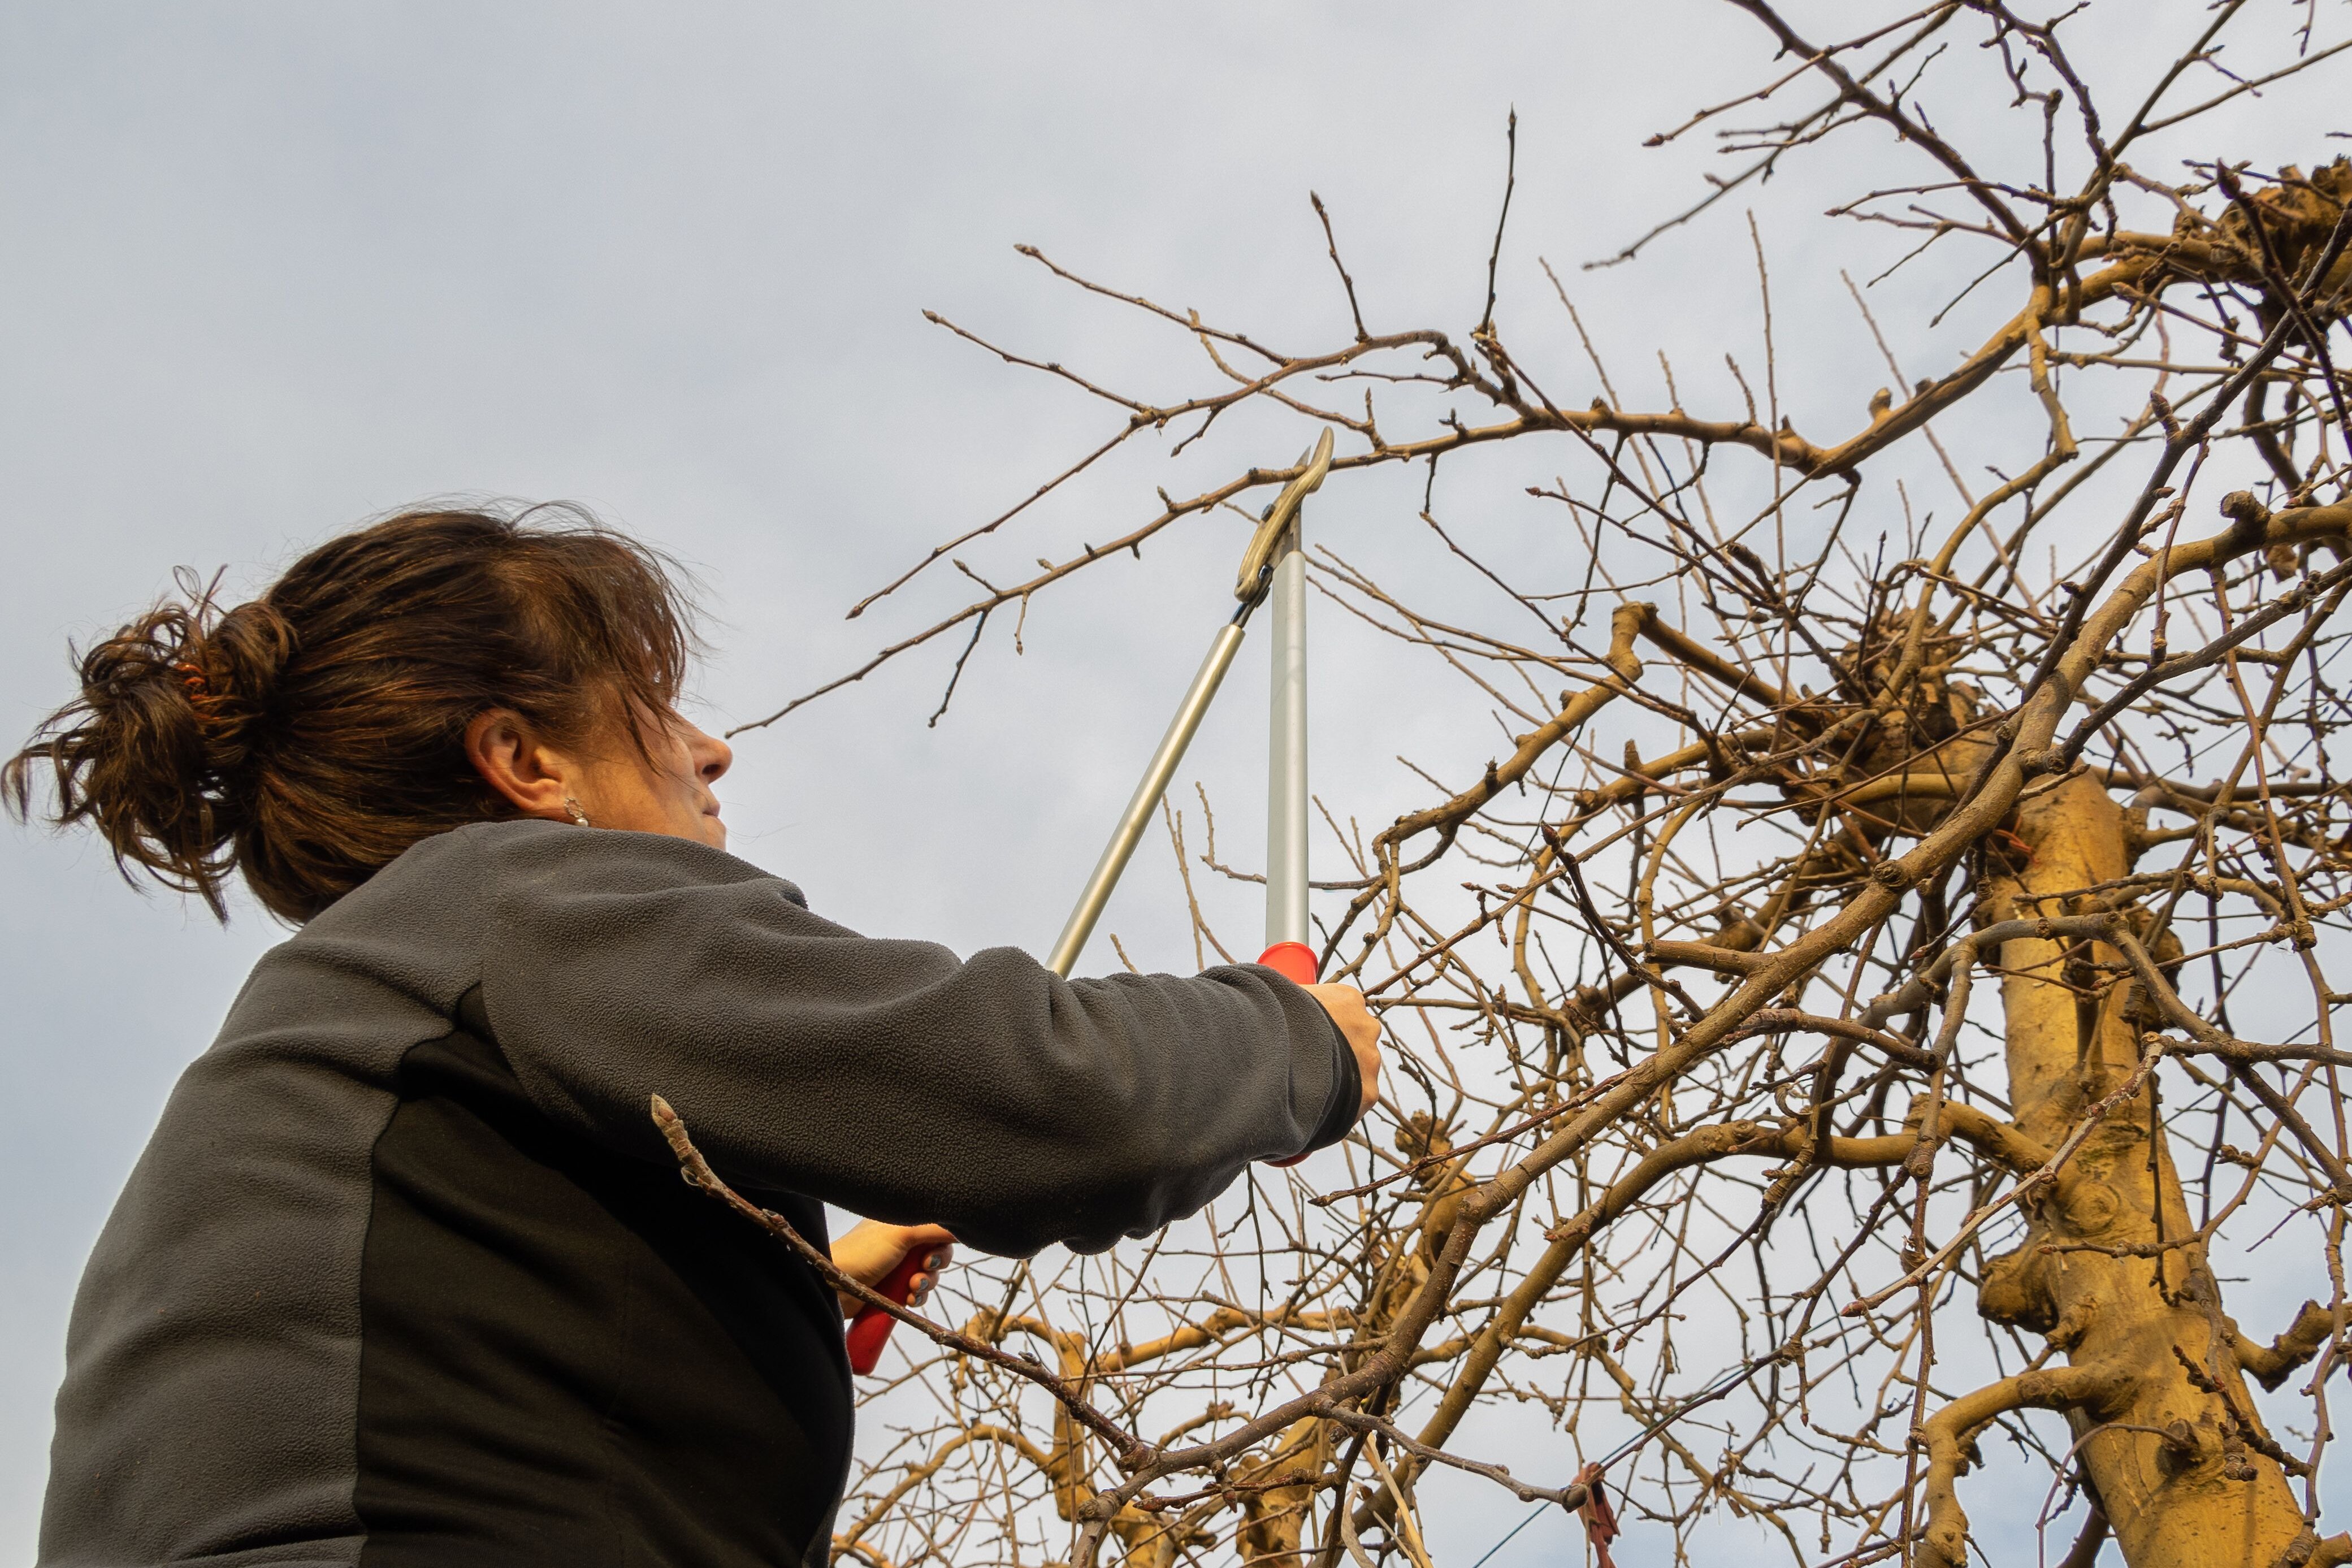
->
[6, 505, 696, 924]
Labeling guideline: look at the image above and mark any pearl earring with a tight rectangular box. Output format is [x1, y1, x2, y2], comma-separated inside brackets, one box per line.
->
[564, 796, 592, 826]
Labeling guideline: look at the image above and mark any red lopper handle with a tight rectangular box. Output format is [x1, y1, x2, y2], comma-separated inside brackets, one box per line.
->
[846, 1246, 933, 1375]
[1257, 941, 1319, 986]
[1258, 942, 1322, 1166]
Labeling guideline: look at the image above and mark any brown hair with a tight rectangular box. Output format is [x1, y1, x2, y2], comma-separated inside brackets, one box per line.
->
[6, 505, 696, 923]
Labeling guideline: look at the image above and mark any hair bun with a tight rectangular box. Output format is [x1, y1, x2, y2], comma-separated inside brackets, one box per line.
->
[175, 587, 297, 760]
[6, 573, 296, 917]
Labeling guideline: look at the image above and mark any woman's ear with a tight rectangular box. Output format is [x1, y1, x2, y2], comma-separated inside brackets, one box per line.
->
[466, 709, 575, 820]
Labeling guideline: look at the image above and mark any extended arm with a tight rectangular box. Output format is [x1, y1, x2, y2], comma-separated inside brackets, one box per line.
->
[475, 824, 1357, 1255]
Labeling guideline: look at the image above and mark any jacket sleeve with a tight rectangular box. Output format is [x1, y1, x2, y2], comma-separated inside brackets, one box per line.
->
[470, 822, 1357, 1257]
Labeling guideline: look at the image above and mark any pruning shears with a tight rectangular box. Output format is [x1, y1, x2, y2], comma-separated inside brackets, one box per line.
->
[846, 427, 1339, 1373]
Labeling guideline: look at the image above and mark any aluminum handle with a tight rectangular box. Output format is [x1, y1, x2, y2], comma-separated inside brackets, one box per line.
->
[1046, 619, 1250, 977]
[1264, 518, 1310, 954]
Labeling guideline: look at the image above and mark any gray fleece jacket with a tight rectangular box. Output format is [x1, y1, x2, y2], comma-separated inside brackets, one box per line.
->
[38, 819, 1356, 1568]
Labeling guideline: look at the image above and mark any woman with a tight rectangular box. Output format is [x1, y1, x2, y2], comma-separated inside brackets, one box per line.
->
[9, 506, 1381, 1568]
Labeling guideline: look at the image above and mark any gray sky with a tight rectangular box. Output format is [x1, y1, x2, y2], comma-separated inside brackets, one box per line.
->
[4, 3, 2343, 1561]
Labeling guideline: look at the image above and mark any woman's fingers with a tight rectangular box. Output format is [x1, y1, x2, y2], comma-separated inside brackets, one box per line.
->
[906, 1244, 955, 1304]
[830, 1221, 959, 1316]
[1303, 982, 1384, 1118]
[886, 1231, 957, 1306]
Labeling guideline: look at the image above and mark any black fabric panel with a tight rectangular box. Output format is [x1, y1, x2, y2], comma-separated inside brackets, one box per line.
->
[354, 1000, 850, 1568]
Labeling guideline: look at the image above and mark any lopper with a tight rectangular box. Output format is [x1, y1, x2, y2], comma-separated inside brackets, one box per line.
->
[1042, 424, 1335, 986]
[847, 427, 1337, 1374]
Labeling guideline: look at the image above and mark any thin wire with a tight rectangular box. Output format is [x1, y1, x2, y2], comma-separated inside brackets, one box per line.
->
[1462, 1498, 1550, 1568]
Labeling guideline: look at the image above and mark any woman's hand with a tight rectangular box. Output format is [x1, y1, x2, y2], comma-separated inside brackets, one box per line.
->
[1304, 982, 1383, 1119]
[828, 1220, 957, 1319]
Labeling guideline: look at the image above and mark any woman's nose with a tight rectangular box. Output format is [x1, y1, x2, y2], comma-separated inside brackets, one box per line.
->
[687, 724, 733, 784]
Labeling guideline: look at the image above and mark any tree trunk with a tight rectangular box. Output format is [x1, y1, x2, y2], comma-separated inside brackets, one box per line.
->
[1977, 773, 2312, 1566]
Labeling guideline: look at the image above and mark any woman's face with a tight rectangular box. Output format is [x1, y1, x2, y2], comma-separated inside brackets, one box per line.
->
[464, 699, 734, 848]
[577, 711, 733, 849]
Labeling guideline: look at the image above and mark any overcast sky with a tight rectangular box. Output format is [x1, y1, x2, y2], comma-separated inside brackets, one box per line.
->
[4, 4, 2344, 1562]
